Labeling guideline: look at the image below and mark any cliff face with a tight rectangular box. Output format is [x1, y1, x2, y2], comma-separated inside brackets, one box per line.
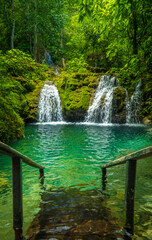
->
[112, 87, 127, 124]
[53, 72, 99, 122]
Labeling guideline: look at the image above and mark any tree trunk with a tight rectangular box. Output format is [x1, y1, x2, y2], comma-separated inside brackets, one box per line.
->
[133, 12, 138, 55]
[33, 0, 37, 60]
[11, 0, 15, 49]
[33, 23, 37, 60]
[60, 29, 63, 50]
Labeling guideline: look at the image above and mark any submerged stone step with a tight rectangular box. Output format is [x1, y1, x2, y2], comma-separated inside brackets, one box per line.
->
[26, 187, 123, 240]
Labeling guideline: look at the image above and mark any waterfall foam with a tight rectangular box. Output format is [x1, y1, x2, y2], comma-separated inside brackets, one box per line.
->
[38, 83, 63, 122]
[85, 75, 117, 123]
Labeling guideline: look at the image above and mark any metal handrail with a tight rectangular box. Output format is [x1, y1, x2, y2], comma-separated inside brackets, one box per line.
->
[0, 141, 44, 169]
[101, 146, 152, 236]
[0, 141, 45, 240]
[101, 146, 152, 169]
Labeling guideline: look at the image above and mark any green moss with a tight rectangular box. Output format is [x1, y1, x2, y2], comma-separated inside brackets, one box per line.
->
[113, 87, 126, 112]
[140, 74, 152, 118]
[53, 71, 99, 120]
[26, 81, 44, 122]
[62, 86, 90, 111]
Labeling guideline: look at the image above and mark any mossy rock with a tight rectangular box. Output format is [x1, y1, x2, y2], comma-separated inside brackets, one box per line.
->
[112, 87, 126, 123]
[140, 75, 152, 118]
[143, 116, 152, 125]
[25, 71, 99, 122]
[113, 87, 126, 111]
[62, 87, 91, 121]
[25, 81, 45, 122]
[53, 72, 100, 121]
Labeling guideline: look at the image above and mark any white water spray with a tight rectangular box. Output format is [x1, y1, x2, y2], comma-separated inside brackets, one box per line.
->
[85, 75, 141, 124]
[126, 80, 142, 124]
[38, 84, 63, 122]
[85, 75, 117, 123]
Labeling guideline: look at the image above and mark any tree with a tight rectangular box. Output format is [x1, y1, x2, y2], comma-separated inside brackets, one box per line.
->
[11, 0, 15, 49]
[0, 0, 68, 62]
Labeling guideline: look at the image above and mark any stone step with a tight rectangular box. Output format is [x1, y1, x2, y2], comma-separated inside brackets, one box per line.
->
[26, 187, 123, 240]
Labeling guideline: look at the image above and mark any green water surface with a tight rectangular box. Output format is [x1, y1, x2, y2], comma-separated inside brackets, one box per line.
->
[0, 123, 152, 239]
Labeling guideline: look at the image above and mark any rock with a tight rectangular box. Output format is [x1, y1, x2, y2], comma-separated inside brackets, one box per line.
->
[44, 81, 53, 85]
[63, 108, 86, 122]
[26, 187, 123, 240]
[54, 73, 98, 122]
[143, 117, 152, 125]
[112, 87, 126, 124]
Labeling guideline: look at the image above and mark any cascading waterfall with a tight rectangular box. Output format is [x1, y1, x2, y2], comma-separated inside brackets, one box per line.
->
[38, 83, 63, 122]
[126, 80, 142, 123]
[85, 75, 141, 124]
[38, 77, 141, 124]
[85, 75, 117, 123]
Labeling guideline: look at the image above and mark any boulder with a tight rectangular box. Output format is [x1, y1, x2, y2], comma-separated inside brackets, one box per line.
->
[143, 117, 152, 125]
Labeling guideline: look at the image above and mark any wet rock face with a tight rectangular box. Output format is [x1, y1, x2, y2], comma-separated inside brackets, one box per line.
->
[63, 109, 86, 122]
[62, 86, 128, 123]
[112, 87, 127, 124]
[54, 73, 99, 122]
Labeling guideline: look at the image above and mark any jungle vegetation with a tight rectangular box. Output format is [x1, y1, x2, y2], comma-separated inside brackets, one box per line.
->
[0, 0, 152, 142]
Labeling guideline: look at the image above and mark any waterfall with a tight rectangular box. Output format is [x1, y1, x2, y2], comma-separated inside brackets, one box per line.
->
[85, 75, 141, 124]
[85, 75, 117, 123]
[126, 80, 142, 124]
[38, 83, 63, 122]
[44, 51, 54, 66]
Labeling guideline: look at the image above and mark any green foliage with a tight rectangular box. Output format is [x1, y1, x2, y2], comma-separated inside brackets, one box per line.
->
[66, 56, 88, 73]
[0, 49, 52, 142]
[0, 0, 152, 140]
[141, 75, 152, 118]
[76, 0, 152, 117]
[0, 0, 68, 62]
[0, 94, 24, 142]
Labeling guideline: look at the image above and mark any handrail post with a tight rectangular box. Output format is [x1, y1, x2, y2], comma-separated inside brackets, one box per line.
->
[102, 168, 107, 190]
[39, 169, 44, 185]
[125, 160, 137, 236]
[12, 157, 23, 240]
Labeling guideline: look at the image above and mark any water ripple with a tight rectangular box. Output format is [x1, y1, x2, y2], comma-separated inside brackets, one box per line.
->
[0, 124, 152, 240]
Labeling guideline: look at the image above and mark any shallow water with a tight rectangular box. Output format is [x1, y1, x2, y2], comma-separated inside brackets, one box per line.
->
[0, 123, 152, 239]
